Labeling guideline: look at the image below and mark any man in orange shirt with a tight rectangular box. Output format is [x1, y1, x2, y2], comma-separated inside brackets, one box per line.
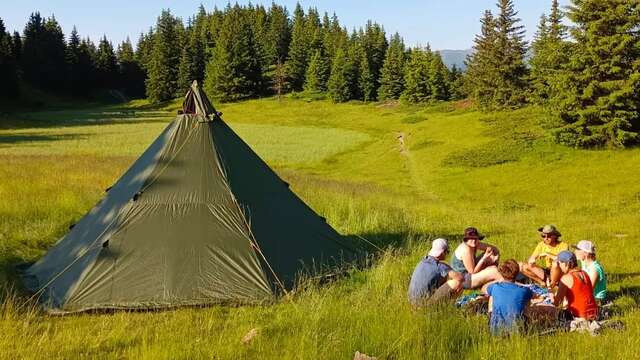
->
[520, 225, 569, 287]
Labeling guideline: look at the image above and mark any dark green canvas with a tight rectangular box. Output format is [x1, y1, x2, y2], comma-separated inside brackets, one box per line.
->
[23, 81, 358, 313]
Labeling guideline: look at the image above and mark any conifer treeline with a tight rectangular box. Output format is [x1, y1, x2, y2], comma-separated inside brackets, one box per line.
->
[0, 3, 461, 105]
[465, 0, 640, 148]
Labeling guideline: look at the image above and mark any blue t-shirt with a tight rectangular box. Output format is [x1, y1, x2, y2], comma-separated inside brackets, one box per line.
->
[487, 282, 534, 335]
[408, 256, 451, 305]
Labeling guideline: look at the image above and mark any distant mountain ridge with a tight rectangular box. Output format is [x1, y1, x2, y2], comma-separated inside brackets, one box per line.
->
[437, 49, 473, 70]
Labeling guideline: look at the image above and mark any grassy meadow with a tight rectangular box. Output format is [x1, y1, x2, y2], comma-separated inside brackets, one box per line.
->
[1, 96, 640, 359]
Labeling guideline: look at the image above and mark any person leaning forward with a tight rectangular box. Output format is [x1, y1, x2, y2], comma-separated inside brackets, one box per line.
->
[520, 225, 568, 287]
[408, 238, 463, 308]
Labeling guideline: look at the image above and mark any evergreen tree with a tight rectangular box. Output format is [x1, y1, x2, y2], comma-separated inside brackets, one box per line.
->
[95, 35, 118, 88]
[465, 10, 499, 108]
[177, 26, 201, 94]
[117, 37, 145, 97]
[204, 5, 263, 101]
[22, 13, 67, 90]
[266, 3, 290, 65]
[77, 37, 98, 92]
[552, 0, 640, 148]
[448, 64, 465, 100]
[286, 4, 310, 91]
[328, 47, 352, 102]
[493, 0, 528, 107]
[358, 49, 375, 102]
[429, 52, 450, 101]
[135, 29, 154, 72]
[362, 21, 388, 98]
[65, 27, 82, 93]
[322, 13, 347, 64]
[401, 47, 431, 103]
[0, 18, 19, 98]
[11, 31, 22, 63]
[378, 33, 406, 100]
[529, 0, 570, 104]
[146, 10, 182, 103]
[304, 48, 329, 92]
[466, 1, 528, 109]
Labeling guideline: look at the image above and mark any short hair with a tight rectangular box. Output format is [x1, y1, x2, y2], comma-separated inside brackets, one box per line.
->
[498, 259, 520, 281]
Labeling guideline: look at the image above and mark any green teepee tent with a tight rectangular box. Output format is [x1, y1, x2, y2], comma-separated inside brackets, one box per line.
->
[23, 81, 358, 313]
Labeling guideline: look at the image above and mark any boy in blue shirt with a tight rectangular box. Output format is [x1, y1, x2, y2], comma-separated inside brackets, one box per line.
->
[486, 259, 534, 335]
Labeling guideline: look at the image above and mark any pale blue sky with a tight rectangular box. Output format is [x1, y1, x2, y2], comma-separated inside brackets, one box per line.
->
[2, 0, 570, 50]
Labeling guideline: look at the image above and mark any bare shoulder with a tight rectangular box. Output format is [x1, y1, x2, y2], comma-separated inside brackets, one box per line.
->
[560, 273, 573, 288]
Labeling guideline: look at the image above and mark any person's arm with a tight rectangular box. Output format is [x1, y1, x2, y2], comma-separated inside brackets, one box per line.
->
[553, 275, 571, 307]
[476, 241, 499, 255]
[586, 267, 599, 288]
[459, 247, 485, 273]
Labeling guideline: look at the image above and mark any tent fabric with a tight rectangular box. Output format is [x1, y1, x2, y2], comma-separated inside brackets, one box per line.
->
[23, 81, 357, 313]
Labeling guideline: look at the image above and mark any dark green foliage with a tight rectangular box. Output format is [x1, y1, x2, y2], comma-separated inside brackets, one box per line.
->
[429, 52, 450, 101]
[448, 64, 465, 100]
[552, 0, 640, 148]
[204, 5, 263, 102]
[304, 49, 330, 92]
[0, 18, 19, 98]
[265, 3, 291, 65]
[322, 13, 347, 65]
[361, 21, 388, 98]
[145, 10, 182, 103]
[22, 13, 67, 91]
[402, 47, 432, 103]
[529, 0, 570, 104]
[328, 48, 355, 102]
[358, 50, 376, 102]
[134, 29, 154, 72]
[466, 0, 529, 110]
[10, 31, 22, 62]
[378, 33, 406, 100]
[117, 38, 146, 98]
[286, 4, 310, 91]
[177, 24, 206, 95]
[95, 36, 118, 88]
[64, 27, 83, 95]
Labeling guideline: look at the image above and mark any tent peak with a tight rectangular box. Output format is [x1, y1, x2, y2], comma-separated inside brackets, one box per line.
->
[182, 80, 218, 118]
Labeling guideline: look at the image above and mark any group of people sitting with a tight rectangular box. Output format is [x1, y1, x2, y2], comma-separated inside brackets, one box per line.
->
[408, 225, 608, 335]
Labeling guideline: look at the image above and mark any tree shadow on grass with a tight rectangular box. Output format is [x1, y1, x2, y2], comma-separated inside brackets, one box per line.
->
[0, 133, 91, 146]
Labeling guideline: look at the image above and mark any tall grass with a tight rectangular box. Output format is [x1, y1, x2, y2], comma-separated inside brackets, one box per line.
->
[0, 97, 639, 358]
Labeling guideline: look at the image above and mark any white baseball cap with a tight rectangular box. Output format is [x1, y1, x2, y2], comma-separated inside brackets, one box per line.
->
[574, 240, 595, 254]
[428, 238, 449, 257]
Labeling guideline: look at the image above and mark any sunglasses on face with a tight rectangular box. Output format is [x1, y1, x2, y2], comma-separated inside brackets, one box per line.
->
[541, 234, 555, 238]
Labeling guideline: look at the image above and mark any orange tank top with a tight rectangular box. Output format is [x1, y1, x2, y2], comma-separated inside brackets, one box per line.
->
[567, 270, 598, 320]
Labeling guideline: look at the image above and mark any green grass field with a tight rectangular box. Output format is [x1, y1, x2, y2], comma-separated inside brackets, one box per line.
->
[1, 97, 639, 359]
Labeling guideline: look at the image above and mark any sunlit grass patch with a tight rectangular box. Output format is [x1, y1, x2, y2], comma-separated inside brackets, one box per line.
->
[1, 97, 640, 358]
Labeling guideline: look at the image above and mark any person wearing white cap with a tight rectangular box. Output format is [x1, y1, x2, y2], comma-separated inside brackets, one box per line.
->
[408, 238, 463, 307]
[573, 240, 607, 303]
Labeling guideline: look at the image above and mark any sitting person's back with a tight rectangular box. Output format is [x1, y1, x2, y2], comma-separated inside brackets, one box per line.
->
[408, 238, 463, 307]
[486, 259, 533, 335]
[574, 240, 607, 303]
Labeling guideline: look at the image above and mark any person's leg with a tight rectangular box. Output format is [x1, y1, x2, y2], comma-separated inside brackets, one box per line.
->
[426, 278, 463, 305]
[520, 263, 546, 286]
[469, 265, 503, 289]
[548, 262, 561, 288]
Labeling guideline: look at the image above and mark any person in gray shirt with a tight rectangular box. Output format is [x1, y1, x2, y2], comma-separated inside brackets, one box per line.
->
[408, 238, 463, 308]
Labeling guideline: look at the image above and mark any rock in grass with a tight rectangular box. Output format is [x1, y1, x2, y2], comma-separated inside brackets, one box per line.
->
[354, 351, 377, 360]
[242, 328, 259, 344]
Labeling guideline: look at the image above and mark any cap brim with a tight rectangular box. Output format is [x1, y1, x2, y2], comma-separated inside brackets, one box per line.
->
[428, 249, 445, 257]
